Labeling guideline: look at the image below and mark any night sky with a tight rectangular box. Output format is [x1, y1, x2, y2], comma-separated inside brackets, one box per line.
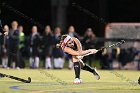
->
[0, 0, 140, 36]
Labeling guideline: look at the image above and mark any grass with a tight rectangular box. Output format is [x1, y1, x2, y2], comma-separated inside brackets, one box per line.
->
[0, 68, 140, 93]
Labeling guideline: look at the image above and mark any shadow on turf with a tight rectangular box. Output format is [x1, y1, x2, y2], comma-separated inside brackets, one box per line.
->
[38, 69, 68, 86]
[110, 70, 138, 86]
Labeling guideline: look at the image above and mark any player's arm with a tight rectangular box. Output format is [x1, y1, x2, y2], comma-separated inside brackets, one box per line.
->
[72, 37, 98, 56]
[63, 46, 97, 56]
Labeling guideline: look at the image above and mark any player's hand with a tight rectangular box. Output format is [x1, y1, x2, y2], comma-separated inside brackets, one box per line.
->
[77, 56, 83, 59]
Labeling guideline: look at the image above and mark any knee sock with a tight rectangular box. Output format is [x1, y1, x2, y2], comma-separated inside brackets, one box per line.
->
[29, 57, 34, 67]
[59, 58, 64, 69]
[35, 57, 39, 68]
[74, 62, 80, 78]
[54, 58, 59, 68]
[82, 64, 95, 73]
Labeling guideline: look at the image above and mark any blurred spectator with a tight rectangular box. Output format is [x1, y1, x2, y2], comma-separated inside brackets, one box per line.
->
[134, 50, 140, 70]
[1, 25, 9, 68]
[0, 24, 3, 67]
[7, 21, 20, 69]
[29, 26, 41, 68]
[111, 48, 121, 69]
[18, 25, 25, 68]
[68, 26, 79, 38]
[42, 25, 54, 69]
[82, 28, 96, 66]
[118, 49, 127, 66]
[53, 27, 64, 69]
[100, 52, 111, 69]
[122, 47, 137, 70]
[125, 48, 135, 64]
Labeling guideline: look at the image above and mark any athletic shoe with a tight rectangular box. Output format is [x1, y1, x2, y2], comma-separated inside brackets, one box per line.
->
[93, 67, 100, 80]
[73, 78, 82, 84]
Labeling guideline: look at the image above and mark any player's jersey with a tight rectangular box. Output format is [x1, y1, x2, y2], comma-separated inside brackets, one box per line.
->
[64, 41, 77, 60]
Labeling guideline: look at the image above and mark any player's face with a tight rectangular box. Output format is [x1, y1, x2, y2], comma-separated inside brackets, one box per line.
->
[67, 38, 74, 48]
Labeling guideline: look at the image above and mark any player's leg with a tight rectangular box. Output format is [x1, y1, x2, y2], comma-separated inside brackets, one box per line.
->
[45, 47, 52, 69]
[45, 56, 52, 69]
[35, 56, 39, 68]
[80, 62, 100, 80]
[73, 61, 82, 84]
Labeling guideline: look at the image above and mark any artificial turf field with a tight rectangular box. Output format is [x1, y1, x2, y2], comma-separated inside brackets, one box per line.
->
[0, 68, 140, 93]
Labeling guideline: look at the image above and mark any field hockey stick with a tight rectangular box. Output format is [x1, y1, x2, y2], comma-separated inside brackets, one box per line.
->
[80, 40, 125, 57]
[0, 73, 31, 83]
[78, 40, 125, 64]
[97, 40, 125, 51]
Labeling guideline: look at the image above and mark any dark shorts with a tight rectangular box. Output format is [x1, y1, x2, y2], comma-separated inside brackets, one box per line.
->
[44, 46, 53, 57]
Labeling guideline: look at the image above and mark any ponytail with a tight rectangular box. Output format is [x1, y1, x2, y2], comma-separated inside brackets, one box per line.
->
[56, 34, 68, 48]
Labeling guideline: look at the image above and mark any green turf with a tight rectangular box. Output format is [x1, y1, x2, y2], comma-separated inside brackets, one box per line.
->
[0, 68, 140, 93]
